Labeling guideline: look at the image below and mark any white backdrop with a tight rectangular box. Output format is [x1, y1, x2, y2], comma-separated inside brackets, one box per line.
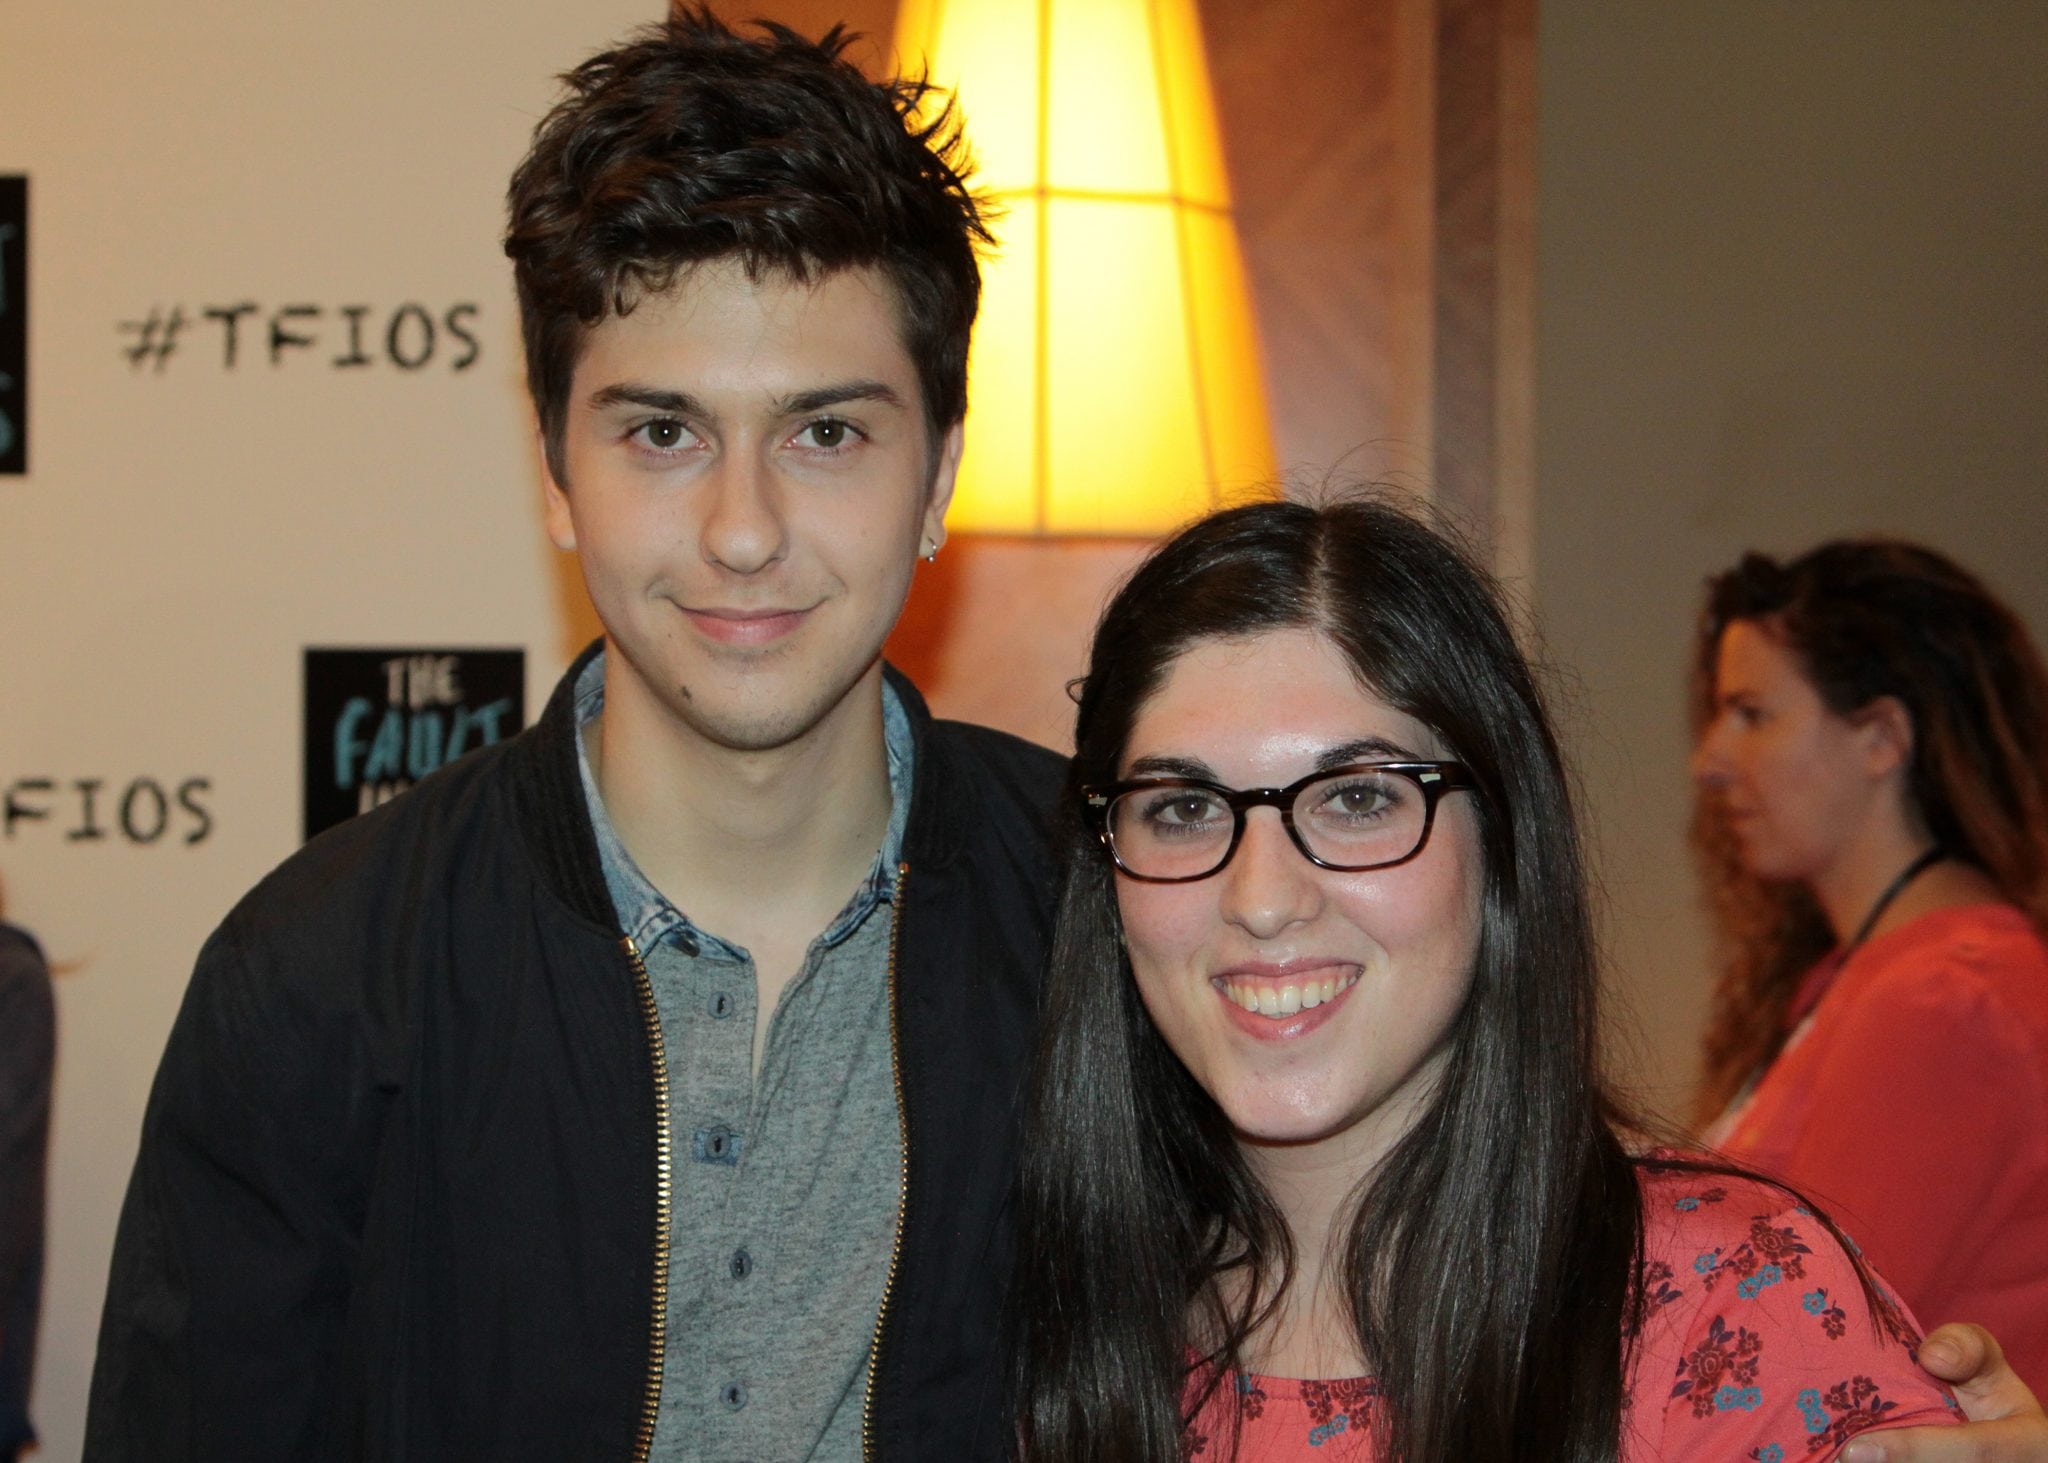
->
[0, 5, 653, 1454]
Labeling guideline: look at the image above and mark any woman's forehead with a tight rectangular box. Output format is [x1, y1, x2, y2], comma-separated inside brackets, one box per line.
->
[1715, 617, 1809, 694]
[1131, 628, 1445, 767]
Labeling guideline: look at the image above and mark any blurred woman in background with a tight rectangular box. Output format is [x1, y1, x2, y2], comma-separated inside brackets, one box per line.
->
[1692, 539, 2048, 1394]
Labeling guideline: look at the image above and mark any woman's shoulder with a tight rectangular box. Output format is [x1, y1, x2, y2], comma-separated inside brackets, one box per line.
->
[1625, 1158, 1957, 1461]
[1832, 903, 2048, 1049]
[1860, 902, 2048, 990]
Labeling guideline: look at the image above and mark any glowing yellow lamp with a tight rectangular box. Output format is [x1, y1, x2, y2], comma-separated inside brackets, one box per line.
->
[895, 0, 1277, 535]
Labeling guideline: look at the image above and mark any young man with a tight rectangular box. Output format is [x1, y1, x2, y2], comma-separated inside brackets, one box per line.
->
[80, 9, 2048, 1463]
[85, 12, 1059, 1461]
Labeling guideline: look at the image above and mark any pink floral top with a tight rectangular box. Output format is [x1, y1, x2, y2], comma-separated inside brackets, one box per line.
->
[1183, 1165, 1957, 1461]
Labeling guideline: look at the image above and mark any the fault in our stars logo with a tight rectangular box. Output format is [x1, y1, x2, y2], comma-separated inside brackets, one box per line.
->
[304, 648, 524, 840]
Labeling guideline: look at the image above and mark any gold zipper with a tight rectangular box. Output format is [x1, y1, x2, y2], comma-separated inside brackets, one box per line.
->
[861, 863, 911, 1463]
[623, 935, 674, 1463]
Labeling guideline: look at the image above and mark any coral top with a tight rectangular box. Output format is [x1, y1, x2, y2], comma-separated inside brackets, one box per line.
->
[1183, 1167, 1956, 1461]
[1714, 903, 2048, 1395]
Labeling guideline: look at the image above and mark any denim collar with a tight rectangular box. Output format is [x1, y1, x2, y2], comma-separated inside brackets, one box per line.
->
[571, 650, 913, 958]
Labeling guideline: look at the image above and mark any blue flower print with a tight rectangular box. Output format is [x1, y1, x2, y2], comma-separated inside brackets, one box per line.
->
[1694, 1249, 1721, 1275]
[1797, 1387, 1828, 1434]
[1802, 1290, 1826, 1315]
[1736, 1264, 1783, 1299]
[1750, 1446, 1784, 1463]
[1716, 1385, 1764, 1412]
[1308, 1414, 1350, 1447]
[1675, 1195, 1701, 1211]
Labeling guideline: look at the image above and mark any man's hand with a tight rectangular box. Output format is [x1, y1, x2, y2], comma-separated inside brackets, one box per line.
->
[1841, 1324, 2045, 1461]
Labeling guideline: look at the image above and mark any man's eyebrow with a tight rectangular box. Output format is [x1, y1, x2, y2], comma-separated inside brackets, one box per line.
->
[775, 380, 908, 415]
[583, 380, 909, 417]
[586, 383, 707, 415]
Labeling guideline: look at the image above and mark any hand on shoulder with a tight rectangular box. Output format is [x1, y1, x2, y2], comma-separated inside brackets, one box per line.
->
[1841, 1324, 2048, 1462]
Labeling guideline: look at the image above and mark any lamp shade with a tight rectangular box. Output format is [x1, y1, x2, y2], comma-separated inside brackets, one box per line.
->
[895, 0, 1277, 535]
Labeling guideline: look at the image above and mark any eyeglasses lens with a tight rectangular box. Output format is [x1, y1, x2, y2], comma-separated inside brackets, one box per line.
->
[1107, 769, 1427, 879]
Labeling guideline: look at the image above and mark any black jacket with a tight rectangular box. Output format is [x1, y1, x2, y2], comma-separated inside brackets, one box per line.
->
[86, 646, 1064, 1462]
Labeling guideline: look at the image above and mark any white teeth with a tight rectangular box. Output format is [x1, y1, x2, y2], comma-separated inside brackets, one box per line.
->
[1221, 970, 1361, 1020]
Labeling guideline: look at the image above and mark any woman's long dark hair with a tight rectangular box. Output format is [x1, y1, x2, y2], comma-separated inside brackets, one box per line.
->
[1690, 539, 2048, 1124]
[1012, 496, 1645, 1462]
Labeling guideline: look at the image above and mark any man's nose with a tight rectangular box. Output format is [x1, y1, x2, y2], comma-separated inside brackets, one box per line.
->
[699, 451, 788, 575]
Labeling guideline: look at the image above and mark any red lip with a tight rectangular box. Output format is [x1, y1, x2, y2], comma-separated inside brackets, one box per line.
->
[682, 606, 810, 646]
[1211, 962, 1360, 1043]
[1215, 957, 1341, 981]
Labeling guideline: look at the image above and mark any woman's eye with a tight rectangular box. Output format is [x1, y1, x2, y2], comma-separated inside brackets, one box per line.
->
[1142, 791, 1227, 828]
[1314, 778, 1398, 821]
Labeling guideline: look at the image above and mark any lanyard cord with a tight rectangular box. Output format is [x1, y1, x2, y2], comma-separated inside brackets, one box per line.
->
[1840, 845, 1946, 956]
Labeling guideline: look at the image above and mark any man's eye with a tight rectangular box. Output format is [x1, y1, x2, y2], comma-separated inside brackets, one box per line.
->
[796, 418, 857, 450]
[637, 418, 690, 451]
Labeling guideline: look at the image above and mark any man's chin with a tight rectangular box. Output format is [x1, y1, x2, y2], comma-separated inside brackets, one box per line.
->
[664, 675, 878, 756]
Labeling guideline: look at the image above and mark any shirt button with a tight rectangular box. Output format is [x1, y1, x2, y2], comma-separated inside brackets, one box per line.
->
[708, 991, 735, 1019]
[691, 1126, 743, 1165]
[720, 1381, 748, 1411]
[729, 1247, 753, 1280]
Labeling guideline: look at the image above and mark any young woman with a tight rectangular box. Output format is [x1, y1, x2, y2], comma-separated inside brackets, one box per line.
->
[1692, 541, 2048, 1394]
[1013, 498, 1958, 1462]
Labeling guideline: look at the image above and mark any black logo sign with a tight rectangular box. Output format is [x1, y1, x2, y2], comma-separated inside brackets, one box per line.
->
[119, 300, 480, 374]
[0, 176, 25, 475]
[304, 647, 525, 841]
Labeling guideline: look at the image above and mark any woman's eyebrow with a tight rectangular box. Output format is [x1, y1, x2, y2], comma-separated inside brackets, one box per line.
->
[1315, 736, 1422, 770]
[1123, 754, 1216, 781]
[1122, 736, 1426, 785]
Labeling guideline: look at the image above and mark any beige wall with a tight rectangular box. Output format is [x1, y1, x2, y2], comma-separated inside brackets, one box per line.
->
[1536, 3, 2048, 1122]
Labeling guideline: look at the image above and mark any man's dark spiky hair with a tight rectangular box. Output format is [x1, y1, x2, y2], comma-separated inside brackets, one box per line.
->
[505, 5, 992, 480]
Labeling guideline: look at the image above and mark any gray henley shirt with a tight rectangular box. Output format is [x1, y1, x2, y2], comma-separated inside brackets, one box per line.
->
[574, 653, 908, 1463]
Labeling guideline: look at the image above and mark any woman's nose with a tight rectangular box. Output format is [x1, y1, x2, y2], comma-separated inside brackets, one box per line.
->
[1690, 721, 1732, 788]
[1217, 808, 1321, 940]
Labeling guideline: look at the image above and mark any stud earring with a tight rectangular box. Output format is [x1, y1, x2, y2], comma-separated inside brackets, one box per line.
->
[922, 538, 938, 563]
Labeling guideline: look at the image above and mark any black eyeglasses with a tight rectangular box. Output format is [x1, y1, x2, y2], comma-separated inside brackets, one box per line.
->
[1082, 761, 1476, 883]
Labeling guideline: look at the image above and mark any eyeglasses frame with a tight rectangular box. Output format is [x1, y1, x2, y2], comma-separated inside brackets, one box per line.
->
[1081, 760, 1477, 884]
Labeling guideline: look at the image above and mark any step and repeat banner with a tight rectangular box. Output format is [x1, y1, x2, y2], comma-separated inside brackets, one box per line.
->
[0, 4, 649, 1454]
